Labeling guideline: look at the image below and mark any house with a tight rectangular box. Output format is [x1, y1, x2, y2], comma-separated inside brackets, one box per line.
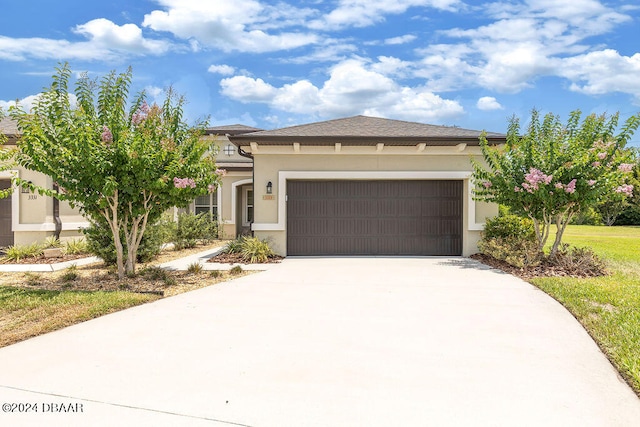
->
[2, 114, 504, 256]
[0, 116, 261, 247]
[229, 115, 505, 257]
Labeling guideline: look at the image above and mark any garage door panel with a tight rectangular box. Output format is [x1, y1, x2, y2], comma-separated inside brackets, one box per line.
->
[287, 180, 462, 256]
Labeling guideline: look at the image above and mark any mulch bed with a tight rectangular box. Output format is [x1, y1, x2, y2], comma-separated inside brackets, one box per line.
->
[470, 253, 605, 280]
[208, 253, 283, 264]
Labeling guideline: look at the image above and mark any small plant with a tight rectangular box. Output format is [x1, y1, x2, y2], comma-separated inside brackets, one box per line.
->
[173, 213, 218, 250]
[222, 237, 244, 254]
[3, 243, 44, 262]
[549, 244, 608, 277]
[479, 214, 542, 268]
[240, 237, 275, 263]
[60, 265, 79, 282]
[23, 272, 43, 286]
[229, 265, 243, 275]
[64, 238, 89, 255]
[43, 235, 62, 248]
[187, 262, 203, 274]
[209, 270, 221, 278]
[164, 276, 176, 286]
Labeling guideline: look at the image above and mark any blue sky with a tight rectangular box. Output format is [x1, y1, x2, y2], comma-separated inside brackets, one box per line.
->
[1, 0, 639, 144]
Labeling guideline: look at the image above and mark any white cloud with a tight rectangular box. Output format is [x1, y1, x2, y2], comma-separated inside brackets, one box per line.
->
[0, 19, 170, 61]
[559, 49, 640, 99]
[0, 93, 78, 113]
[310, 0, 461, 30]
[415, 0, 634, 95]
[220, 59, 463, 123]
[477, 96, 503, 111]
[74, 19, 170, 54]
[142, 0, 318, 53]
[384, 34, 417, 45]
[208, 64, 236, 75]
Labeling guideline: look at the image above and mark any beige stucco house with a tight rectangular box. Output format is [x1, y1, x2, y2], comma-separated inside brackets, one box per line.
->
[1, 115, 503, 256]
[0, 117, 260, 247]
[230, 115, 505, 257]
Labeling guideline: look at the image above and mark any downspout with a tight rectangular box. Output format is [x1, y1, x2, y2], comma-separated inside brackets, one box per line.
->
[52, 183, 62, 240]
[237, 144, 254, 236]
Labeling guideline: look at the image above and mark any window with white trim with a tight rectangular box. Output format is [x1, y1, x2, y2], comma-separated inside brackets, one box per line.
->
[194, 191, 217, 220]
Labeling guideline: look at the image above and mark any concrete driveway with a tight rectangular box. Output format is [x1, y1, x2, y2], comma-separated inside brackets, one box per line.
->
[1, 257, 639, 426]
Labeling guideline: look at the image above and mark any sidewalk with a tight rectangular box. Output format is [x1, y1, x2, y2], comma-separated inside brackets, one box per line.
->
[0, 246, 280, 272]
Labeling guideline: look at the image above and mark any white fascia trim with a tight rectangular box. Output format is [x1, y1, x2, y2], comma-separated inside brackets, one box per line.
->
[251, 170, 486, 231]
[227, 178, 253, 225]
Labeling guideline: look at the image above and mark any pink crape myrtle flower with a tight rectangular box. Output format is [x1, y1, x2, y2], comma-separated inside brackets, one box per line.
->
[597, 152, 607, 160]
[101, 125, 113, 144]
[131, 101, 150, 125]
[615, 184, 634, 197]
[592, 161, 601, 167]
[587, 180, 597, 187]
[514, 186, 522, 192]
[215, 168, 227, 177]
[564, 179, 577, 194]
[207, 184, 217, 193]
[482, 181, 492, 188]
[522, 168, 552, 193]
[173, 177, 196, 189]
[618, 163, 634, 172]
[554, 182, 564, 189]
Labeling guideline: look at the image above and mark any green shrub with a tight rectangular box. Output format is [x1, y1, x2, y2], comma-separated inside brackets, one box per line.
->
[483, 214, 536, 240]
[187, 262, 203, 274]
[43, 236, 62, 248]
[240, 236, 274, 263]
[549, 244, 607, 276]
[478, 237, 542, 268]
[60, 265, 79, 282]
[571, 207, 603, 225]
[229, 265, 243, 275]
[210, 270, 221, 278]
[64, 239, 89, 255]
[172, 212, 218, 250]
[479, 214, 541, 268]
[83, 217, 163, 265]
[222, 237, 244, 254]
[142, 266, 169, 282]
[3, 243, 44, 262]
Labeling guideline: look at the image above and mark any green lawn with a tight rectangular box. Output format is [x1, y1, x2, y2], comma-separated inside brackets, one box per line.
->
[0, 287, 158, 348]
[532, 225, 640, 394]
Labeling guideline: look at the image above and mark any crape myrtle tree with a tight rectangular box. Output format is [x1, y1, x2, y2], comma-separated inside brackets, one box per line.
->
[472, 109, 640, 257]
[11, 64, 222, 279]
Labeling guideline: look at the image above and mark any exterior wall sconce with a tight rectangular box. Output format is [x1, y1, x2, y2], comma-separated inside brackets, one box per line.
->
[223, 144, 235, 156]
[266, 181, 273, 194]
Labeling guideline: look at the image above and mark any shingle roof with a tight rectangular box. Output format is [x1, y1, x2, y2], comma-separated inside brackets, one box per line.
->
[0, 117, 19, 136]
[205, 124, 263, 136]
[231, 115, 505, 146]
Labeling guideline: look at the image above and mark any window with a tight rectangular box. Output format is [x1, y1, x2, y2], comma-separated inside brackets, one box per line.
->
[243, 188, 253, 226]
[194, 191, 217, 220]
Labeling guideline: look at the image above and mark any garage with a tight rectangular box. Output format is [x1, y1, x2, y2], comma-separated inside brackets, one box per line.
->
[287, 180, 462, 256]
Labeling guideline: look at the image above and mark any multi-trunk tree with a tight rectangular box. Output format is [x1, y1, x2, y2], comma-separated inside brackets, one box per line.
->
[473, 109, 639, 256]
[11, 64, 221, 279]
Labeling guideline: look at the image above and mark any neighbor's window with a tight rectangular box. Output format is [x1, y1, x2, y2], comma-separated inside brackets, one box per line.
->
[194, 191, 217, 220]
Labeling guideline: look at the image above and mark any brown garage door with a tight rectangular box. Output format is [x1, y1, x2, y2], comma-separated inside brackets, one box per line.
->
[0, 180, 13, 247]
[287, 180, 462, 256]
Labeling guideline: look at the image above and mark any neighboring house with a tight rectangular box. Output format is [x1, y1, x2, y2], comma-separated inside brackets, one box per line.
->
[0, 116, 261, 247]
[230, 115, 505, 257]
[0, 116, 87, 247]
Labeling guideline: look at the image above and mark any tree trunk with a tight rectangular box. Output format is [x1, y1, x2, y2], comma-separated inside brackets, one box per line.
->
[550, 211, 575, 257]
[103, 191, 125, 279]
